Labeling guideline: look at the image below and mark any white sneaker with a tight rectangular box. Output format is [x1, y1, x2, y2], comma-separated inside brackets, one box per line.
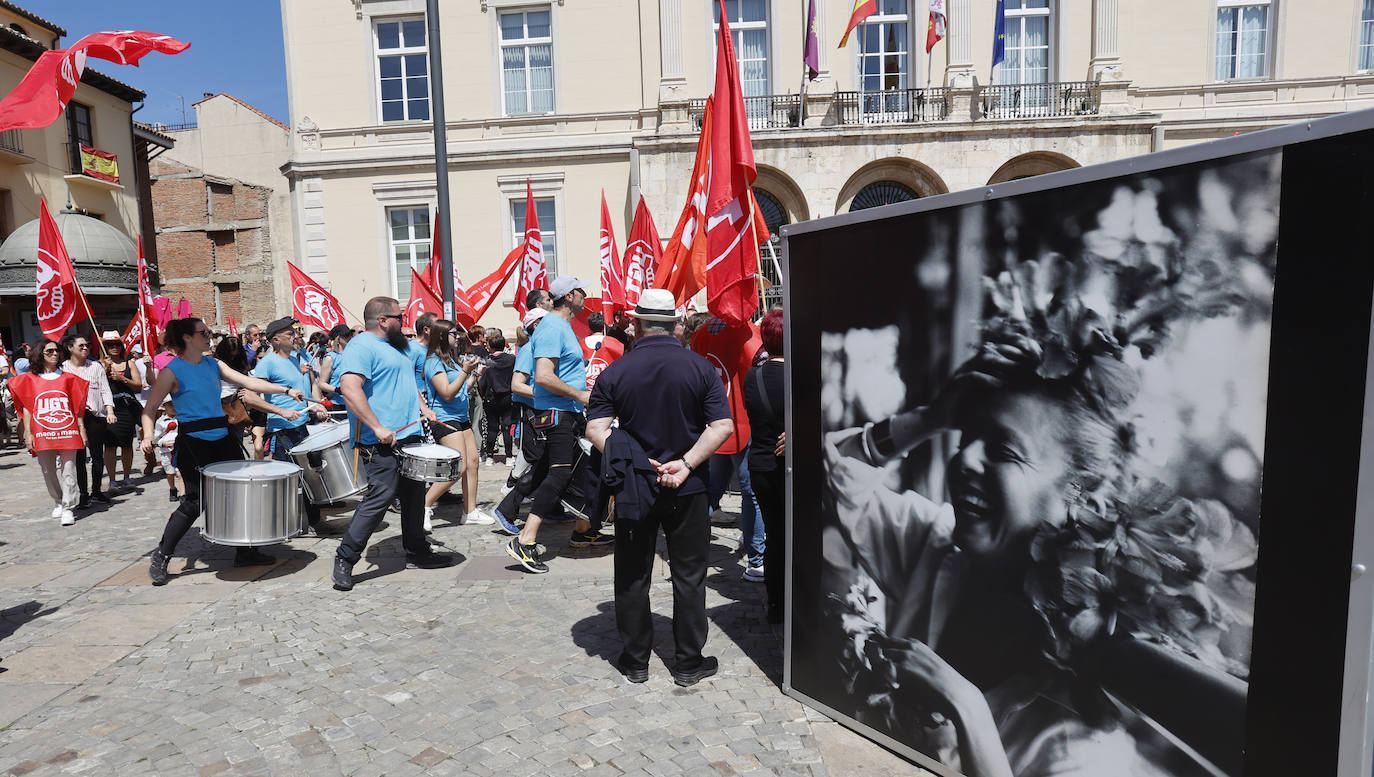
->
[52, 504, 63, 519]
[743, 564, 765, 582]
[462, 509, 496, 526]
[423, 506, 434, 533]
[60, 509, 75, 526]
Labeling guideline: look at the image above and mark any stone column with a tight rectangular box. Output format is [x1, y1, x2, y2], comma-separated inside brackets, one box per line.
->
[945, 0, 976, 88]
[1090, 0, 1124, 81]
[658, 0, 687, 103]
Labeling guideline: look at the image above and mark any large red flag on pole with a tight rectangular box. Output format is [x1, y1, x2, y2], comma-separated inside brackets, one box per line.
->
[512, 180, 547, 318]
[654, 97, 713, 308]
[704, 1, 761, 327]
[404, 268, 442, 328]
[287, 261, 347, 330]
[0, 31, 191, 132]
[35, 198, 90, 339]
[469, 244, 524, 322]
[425, 219, 478, 327]
[622, 196, 662, 310]
[121, 311, 151, 354]
[598, 191, 626, 317]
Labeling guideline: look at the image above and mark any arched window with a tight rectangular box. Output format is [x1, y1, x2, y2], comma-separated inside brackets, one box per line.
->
[754, 187, 789, 240]
[849, 181, 918, 212]
[753, 187, 788, 309]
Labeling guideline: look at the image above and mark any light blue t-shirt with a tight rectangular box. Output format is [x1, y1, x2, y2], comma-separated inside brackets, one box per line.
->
[339, 333, 422, 446]
[423, 355, 469, 423]
[252, 351, 311, 434]
[530, 314, 586, 412]
[511, 344, 534, 408]
[324, 350, 347, 408]
[406, 340, 429, 400]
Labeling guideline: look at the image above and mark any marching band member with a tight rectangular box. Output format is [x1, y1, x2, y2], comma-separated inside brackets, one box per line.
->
[141, 318, 305, 585]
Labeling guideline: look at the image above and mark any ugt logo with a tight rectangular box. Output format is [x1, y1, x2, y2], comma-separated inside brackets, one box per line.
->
[34, 390, 74, 430]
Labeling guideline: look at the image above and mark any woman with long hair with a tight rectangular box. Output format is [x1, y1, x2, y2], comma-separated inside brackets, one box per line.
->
[140, 318, 306, 584]
[9, 338, 88, 525]
[422, 319, 496, 530]
[99, 333, 144, 490]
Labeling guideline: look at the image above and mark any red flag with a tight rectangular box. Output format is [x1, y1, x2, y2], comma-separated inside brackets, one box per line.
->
[926, 0, 947, 53]
[654, 98, 713, 308]
[512, 181, 547, 318]
[585, 331, 624, 391]
[691, 317, 762, 455]
[705, 2, 761, 327]
[0, 31, 191, 132]
[36, 198, 90, 339]
[404, 268, 442, 328]
[622, 196, 662, 310]
[287, 261, 347, 330]
[424, 219, 479, 327]
[468, 244, 524, 322]
[599, 191, 626, 317]
[838, 0, 879, 48]
[122, 312, 149, 354]
[227, 316, 239, 337]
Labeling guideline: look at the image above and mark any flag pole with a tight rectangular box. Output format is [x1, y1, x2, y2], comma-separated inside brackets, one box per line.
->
[426, 0, 457, 322]
[77, 286, 106, 359]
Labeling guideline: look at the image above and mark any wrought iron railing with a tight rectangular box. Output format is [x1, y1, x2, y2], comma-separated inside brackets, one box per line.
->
[835, 88, 951, 125]
[0, 128, 22, 155]
[689, 94, 803, 131]
[978, 80, 1101, 119]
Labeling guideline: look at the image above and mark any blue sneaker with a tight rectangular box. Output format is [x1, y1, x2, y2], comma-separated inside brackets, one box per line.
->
[494, 507, 520, 536]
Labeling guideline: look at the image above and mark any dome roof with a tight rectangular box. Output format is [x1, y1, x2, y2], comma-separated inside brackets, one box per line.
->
[0, 211, 138, 269]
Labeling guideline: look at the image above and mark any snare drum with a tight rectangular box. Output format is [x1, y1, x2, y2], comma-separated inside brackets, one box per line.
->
[200, 461, 305, 546]
[289, 422, 365, 504]
[397, 443, 463, 483]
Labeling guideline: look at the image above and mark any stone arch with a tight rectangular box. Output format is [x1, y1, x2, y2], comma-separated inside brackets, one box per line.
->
[987, 151, 1081, 185]
[835, 158, 948, 214]
[753, 165, 809, 224]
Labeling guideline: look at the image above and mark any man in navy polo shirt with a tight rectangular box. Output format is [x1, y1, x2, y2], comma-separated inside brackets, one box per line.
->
[585, 288, 732, 686]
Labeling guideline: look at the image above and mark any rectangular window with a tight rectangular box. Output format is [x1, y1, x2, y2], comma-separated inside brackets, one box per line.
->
[511, 197, 558, 276]
[500, 10, 554, 115]
[375, 17, 430, 122]
[714, 0, 770, 97]
[1215, 0, 1271, 80]
[857, 0, 911, 117]
[1003, 0, 1051, 86]
[388, 206, 431, 298]
[1360, 0, 1374, 72]
[66, 102, 93, 174]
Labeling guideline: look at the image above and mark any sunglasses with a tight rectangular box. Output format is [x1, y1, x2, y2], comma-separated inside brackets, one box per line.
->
[42, 348, 59, 354]
[293, 327, 305, 334]
[193, 329, 210, 337]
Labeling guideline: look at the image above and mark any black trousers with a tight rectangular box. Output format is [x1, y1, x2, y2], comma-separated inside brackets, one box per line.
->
[336, 438, 428, 565]
[156, 432, 245, 556]
[614, 492, 710, 671]
[751, 464, 786, 617]
[76, 410, 108, 499]
[527, 411, 583, 518]
[267, 424, 321, 526]
[482, 393, 513, 458]
[497, 405, 549, 516]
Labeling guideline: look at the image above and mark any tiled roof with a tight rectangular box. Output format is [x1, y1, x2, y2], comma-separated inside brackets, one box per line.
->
[0, 0, 65, 37]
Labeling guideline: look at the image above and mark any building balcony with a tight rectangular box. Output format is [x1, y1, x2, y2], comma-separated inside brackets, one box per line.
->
[0, 128, 33, 164]
[688, 94, 803, 131]
[978, 80, 1102, 120]
[835, 88, 952, 124]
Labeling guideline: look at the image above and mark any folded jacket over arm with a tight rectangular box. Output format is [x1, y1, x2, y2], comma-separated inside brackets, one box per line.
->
[602, 428, 661, 522]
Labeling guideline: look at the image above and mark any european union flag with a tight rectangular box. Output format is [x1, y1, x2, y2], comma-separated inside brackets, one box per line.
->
[991, 0, 1006, 70]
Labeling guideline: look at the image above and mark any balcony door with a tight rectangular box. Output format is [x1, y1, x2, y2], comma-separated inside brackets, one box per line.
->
[856, 0, 912, 122]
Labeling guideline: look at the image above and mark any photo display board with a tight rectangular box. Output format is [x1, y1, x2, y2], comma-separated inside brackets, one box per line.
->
[782, 110, 1374, 777]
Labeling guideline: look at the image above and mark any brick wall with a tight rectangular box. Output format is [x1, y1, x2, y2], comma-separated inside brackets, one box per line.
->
[150, 163, 279, 330]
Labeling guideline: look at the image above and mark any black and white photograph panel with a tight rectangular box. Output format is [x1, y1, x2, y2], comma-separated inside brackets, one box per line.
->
[796, 150, 1280, 777]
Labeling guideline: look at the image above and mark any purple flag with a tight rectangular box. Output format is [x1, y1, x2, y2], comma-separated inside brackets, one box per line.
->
[804, 0, 819, 80]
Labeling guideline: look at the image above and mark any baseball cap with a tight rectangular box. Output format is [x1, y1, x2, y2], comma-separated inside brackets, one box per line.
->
[548, 275, 586, 299]
[265, 316, 298, 339]
[521, 308, 548, 330]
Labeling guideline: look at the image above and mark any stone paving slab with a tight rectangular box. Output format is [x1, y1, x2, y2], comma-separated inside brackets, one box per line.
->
[0, 446, 927, 776]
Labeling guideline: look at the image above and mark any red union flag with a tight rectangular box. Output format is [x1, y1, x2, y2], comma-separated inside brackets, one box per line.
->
[468, 244, 524, 322]
[704, 3, 761, 327]
[287, 261, 346, 330]
[598, 191, 626, 316]
[227, 316, 239, 337]
[0, 31, 190, 132]
[512, 180, 547, 318]
[35, 198, 89, 339]
[405, 268, 442, 328]
[622, 196, 662, 310]
[424, 220, 478, 327]
[654, 98, 712, 308]
[122, 311, 148, 353]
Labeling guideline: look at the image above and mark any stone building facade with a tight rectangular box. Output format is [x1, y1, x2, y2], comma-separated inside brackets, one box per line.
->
[280, 0, 1374, 332]
[150, 158, 277, 328]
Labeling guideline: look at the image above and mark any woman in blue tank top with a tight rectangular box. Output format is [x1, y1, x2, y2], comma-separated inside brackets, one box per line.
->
[421, 319, 496, 530]
[138, 317, 306, 585]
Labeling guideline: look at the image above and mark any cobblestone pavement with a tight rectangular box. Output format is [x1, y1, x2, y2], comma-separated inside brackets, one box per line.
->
[0, 442, 919, 777]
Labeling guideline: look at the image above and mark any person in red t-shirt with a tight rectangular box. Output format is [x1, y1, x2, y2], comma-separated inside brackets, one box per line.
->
[9, 338, 88, 525]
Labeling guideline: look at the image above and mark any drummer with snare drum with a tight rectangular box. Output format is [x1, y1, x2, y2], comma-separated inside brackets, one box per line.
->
[253, 316, 335, 536]
[331, 296, 457, 592]
[141, 317, 306, 586]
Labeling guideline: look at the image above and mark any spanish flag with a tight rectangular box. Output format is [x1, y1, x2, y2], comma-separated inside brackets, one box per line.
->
[838, 0, 878, 48]
[79, 144, 119, 183]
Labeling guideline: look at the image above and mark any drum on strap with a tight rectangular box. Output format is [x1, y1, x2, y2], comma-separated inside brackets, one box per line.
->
[397, 443, 463, 483]
[200, 460, 305, 546]
[289, 422, 365, 504]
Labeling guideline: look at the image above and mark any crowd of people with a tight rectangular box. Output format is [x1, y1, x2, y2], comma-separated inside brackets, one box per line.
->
[1, 281, 787, 687]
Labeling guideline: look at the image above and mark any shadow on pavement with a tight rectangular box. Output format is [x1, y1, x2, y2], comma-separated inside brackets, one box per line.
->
[569, 600, 679, 671]
[353, 536, 466, 583]
[0, 600, 61, 658]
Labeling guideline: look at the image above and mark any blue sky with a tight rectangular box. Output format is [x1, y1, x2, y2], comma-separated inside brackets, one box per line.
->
[24, 0, 289, 127]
